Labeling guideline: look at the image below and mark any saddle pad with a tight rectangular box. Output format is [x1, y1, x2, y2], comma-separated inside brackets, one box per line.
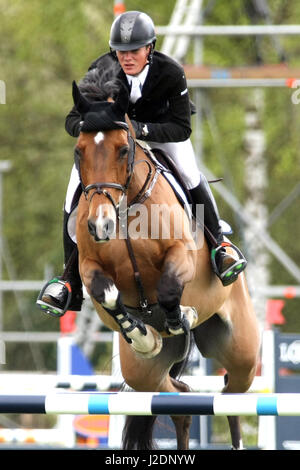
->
[162, 171, 193, 219]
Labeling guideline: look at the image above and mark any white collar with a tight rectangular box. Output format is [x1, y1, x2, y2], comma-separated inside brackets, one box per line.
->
[126, 64, 149, 88]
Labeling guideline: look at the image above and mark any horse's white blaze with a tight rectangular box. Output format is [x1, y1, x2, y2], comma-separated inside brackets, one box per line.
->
[94, 131, 104, 145]
[95, 203, 116, 240]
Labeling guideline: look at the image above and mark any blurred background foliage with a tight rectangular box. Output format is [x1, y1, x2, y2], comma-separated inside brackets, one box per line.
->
[0, 0, 299, 373]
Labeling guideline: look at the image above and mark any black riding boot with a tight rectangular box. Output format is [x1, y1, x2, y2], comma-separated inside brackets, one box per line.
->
[36, 210, 83, 317]
[189, 177, 247, 286]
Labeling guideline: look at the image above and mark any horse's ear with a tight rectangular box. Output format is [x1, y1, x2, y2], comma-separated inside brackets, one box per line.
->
[72, 80, 91, 115]
[112, 83, 129, 115]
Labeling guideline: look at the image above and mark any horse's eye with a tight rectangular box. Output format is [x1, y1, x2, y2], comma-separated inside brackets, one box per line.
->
[119, 145, 129, 159]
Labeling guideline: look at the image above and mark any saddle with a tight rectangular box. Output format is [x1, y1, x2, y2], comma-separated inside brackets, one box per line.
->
[136, 142, 193, 212]
[138, 142, 233, 237]
[150, 147, 193, 206]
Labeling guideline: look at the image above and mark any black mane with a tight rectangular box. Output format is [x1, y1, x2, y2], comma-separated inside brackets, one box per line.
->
[78, 55, 122, 102]
[73, 55, 129, 132]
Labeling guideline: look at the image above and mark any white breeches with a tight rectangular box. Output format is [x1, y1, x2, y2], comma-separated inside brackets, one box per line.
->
[65, 165, 81, 214]
[145, 138, 201, 190]
[64, 138, 201, 214]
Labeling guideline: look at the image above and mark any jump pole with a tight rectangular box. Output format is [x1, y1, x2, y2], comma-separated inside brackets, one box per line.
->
[1, 393, 300, 416]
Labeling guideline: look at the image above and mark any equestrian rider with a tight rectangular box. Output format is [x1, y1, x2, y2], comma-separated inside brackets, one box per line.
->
[37, 11, 247, 317]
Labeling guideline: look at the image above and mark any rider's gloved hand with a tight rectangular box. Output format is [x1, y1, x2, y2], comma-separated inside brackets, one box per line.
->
[131, 120, 143, 139]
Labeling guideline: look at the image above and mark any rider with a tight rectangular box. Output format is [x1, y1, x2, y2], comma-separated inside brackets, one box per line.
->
[37, 11, 247, 317]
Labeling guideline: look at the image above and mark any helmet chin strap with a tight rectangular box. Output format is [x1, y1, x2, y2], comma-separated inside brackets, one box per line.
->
[147, 42, 155, 64]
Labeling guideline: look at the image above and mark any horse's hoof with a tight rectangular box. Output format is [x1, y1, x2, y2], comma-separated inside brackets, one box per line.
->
[231, 441, 245, 450]
[166, 306, 198, 336]
[133, 325, 163, 359]
[181, 306, 198, 330]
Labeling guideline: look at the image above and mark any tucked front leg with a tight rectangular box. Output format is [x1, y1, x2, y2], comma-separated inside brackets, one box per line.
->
[157, 264, 187, 333]
[87, 268, 162, 358]
[90, 270, 118, 307]
[157, 245, 197, 335]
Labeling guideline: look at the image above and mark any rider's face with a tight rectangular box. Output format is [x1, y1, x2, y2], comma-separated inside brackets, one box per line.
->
[116, 46, 150, 76]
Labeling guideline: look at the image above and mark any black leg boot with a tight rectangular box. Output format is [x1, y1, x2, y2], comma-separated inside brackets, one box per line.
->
[189, 177, 247, 286]
[61, 209, 83, 310]
[36, 210, 83, 317]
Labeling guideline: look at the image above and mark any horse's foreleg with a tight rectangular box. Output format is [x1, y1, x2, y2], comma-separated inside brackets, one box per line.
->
[157, 247, 197, 335]
[89, 270, 162, 358]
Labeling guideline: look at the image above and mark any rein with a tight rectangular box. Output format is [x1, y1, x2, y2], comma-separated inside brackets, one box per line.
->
[76, 125, 161, 315]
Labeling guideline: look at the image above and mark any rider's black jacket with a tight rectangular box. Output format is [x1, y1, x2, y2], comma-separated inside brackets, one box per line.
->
[65, 51, 194, 143]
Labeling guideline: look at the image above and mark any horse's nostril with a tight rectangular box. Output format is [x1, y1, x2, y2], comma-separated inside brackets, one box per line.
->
[104, 219, 115, 236]
[88, 219, 96, 237]
[88, 217, 115, 241]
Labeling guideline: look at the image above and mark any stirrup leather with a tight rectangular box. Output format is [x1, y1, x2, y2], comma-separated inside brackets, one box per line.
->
[211, 242, 247, 286]
[36, 278, 72, 317]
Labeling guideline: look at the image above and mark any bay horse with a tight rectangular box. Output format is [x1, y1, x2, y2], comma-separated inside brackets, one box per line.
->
[71, 73, 260, 450]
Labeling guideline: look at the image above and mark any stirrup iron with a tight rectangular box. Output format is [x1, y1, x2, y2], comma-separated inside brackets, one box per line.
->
[36, 278, 72, 317]
[211, 241, 247, 286]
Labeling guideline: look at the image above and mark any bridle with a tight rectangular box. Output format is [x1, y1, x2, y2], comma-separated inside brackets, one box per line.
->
[75, 123, 134, 213]
[75, 122, 159, 218]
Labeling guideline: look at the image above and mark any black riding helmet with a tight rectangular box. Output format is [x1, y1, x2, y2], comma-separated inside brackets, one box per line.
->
[109, 11, 156, 52]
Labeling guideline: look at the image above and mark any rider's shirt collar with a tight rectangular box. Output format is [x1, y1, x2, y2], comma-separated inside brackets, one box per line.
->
[126, 64, 149, 103]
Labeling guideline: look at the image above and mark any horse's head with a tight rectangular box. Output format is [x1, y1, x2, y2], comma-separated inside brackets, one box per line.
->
[73, 81, 134, 242]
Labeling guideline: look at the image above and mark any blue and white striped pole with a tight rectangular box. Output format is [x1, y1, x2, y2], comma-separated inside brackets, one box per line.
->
[0, 393, 300, 416]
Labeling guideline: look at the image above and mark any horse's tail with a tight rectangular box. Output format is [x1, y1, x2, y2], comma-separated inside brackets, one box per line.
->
[122, 333, 193, 450]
